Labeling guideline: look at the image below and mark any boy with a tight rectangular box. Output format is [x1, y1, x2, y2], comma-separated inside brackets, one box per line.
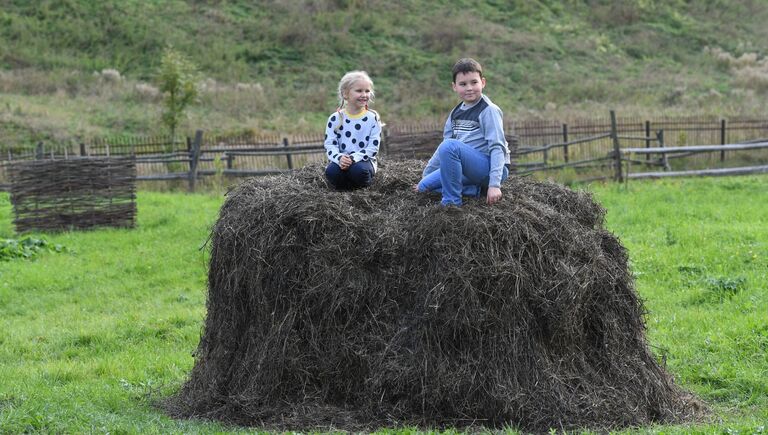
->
[414, 58, 510, 206]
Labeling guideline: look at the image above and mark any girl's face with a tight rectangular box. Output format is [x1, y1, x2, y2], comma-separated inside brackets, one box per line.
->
[344, 80, 372, 114]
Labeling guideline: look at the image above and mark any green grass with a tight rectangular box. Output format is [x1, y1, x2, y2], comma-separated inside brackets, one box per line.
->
[0, 191, 247, 433]
[0, 176, 767, 433]
[592, 176, 768, 433]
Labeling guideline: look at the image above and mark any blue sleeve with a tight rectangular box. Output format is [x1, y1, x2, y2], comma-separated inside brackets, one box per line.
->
[442, 115, 452, 140]
[323, 113, 342, 165]
[422, 152, 439, 177]
[480, 106, 508, 187]
[489, 148, 506, 187]
[423, 115, 452, 176]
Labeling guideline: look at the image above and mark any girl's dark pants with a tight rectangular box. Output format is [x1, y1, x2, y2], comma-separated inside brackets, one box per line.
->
[325, 160, 375, 190]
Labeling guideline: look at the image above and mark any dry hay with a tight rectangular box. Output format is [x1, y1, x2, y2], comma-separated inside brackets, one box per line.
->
[166, 160, 703, 432]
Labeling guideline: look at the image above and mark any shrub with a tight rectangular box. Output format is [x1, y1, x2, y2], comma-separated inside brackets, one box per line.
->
[156, 47, 200, 144]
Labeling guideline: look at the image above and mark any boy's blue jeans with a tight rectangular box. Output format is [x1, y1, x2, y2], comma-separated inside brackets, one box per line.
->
[325, 160, 375, 190]
[417, 139, 508, 206]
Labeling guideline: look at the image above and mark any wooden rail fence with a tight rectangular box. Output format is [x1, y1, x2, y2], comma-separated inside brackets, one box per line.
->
[2, 111, 767, 190]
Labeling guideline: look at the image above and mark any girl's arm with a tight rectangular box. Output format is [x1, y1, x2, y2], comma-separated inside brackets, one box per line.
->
[323, 113, 343, 165]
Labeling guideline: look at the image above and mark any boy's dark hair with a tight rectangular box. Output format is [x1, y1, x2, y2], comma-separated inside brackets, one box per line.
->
[452, 58, 483, 82]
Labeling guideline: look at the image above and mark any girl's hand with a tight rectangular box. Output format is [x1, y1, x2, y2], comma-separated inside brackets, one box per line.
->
[486, 186, 502, 205]
[339, 155, 353, 170]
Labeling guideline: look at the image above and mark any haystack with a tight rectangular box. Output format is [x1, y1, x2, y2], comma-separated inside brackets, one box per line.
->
[166, 160, 701, 432]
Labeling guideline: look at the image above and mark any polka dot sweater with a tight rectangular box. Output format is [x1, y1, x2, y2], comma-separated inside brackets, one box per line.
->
[323, 109, 382, 172]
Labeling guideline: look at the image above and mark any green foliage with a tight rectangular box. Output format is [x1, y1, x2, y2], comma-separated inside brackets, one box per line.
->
[0, 0, 767, 142]
[1, 0, 767, 126]
[157, 47, 199, 143]
[0, 237, 66, 261]
[703, 276, 747, 301]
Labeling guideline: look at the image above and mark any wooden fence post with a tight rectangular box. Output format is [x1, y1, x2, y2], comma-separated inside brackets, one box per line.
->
[610, 110, 623, 182]
[562, 123, 569, 163]
[36, 142, 44, 160]
[720, 119, 726, 162]
[188, 130, 203, 192]
[645, 120, 651, 161]
[283, 137, 294, 170]
[80, 143, 87, 156]
[509, 134, 519, 175]
[657, 129, 669, 171]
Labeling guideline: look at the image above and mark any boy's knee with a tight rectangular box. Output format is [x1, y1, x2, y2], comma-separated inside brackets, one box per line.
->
[437, 139, 462, 158]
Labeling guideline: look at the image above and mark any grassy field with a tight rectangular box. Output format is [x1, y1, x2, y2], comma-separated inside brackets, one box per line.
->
[0, 175, 766, 433]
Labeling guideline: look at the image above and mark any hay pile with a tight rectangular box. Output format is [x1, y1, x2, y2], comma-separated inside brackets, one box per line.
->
[166, 160, 701, 432]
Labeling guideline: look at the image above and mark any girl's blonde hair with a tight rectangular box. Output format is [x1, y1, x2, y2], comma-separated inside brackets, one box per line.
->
[334, 71, 379, 132]
[337, 70, 375, 110]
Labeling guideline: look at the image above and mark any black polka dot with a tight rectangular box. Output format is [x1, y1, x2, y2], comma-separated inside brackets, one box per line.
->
[363, 155, 369, 160]
[327, 150, 332, 155]
[345, 131, 351, 137]
[352, 138, 357, 144]
[324, 134, 327, 139]
[341, 144, 346, 150]
[362, 116, 368, 122]
[373, 140, 379, 146]
[330, 115, 336, 122]
[336, 133, 341, 138]
[333, 140, 337, 145]
[346, 119, 350, 123]
[360, 142, 366, 148]
[361, 150, 366, 154]
[327, 122, 332, 128]
[339, 125, 343, 131]
[365, 136, 369, 141]
[355, 124, 361, 130]
[372, 151, 378, 156]
[333, 154, 338, 158]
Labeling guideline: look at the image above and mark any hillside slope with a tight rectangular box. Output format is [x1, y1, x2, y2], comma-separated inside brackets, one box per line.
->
[1, 0, 767, 138]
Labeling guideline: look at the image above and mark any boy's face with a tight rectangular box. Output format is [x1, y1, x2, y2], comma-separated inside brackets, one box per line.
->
[452, 71, 485, 105]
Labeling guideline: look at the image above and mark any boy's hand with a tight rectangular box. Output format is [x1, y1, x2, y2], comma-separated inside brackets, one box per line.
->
[339, 155, 353, 170]
[486, 186, 502, 205]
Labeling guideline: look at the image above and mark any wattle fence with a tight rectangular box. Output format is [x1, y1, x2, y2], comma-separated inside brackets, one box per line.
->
[2, 111, 767, 191]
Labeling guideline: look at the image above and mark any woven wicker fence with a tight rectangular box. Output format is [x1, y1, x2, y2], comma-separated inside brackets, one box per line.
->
[10, 157, 137, 233]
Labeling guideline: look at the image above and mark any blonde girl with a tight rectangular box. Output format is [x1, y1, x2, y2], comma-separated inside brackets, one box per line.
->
[323, 71, 382, 190]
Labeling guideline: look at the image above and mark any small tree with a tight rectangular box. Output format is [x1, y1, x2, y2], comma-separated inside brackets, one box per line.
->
[157, 47, 199, 150]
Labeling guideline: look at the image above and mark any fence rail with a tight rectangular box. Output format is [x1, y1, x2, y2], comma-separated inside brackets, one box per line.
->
[2, 111, 768, 190]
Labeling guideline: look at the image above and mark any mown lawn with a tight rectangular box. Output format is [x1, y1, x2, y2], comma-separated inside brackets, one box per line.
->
[0, 176, 766, 434]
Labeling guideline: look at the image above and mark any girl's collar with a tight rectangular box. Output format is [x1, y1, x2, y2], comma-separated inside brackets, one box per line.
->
[345, 108, 368, 119]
